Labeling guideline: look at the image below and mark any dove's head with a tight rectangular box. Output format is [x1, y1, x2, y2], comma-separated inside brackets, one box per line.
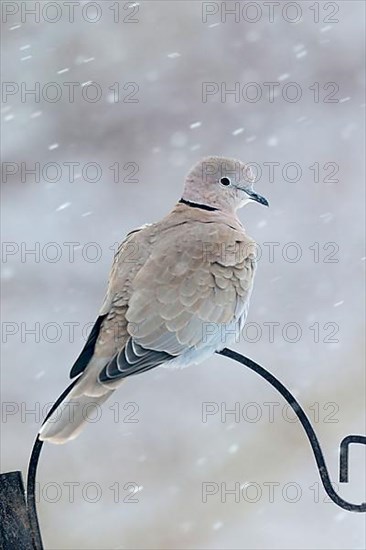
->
[183, 156, 269, 212]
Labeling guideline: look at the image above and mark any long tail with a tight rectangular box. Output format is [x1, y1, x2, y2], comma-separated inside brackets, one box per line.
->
[39, 374, 115, 444]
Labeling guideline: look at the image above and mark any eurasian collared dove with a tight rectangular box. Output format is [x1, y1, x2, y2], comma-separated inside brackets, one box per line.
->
[39, 156, 269, 443]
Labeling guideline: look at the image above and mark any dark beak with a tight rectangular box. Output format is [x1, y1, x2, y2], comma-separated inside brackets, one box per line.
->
[246, 189, 269, 207]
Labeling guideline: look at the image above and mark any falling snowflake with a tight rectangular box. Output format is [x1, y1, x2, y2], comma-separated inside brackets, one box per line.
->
[56, 202, 71, 212]
[278, 73, 290, 82]
[267, 136, 278, 147]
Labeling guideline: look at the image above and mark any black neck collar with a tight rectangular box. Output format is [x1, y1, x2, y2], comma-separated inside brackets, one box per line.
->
[179, 198, 218, 212]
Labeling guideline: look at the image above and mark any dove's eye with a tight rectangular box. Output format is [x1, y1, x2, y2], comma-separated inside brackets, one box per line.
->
[220, 177, 231, 186]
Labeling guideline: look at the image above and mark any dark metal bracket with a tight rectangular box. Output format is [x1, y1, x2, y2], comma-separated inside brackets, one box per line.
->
[1, 348, 365, 550]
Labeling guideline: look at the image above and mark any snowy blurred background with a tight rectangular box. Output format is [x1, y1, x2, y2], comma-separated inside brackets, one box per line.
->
[1, 1, 365, 549]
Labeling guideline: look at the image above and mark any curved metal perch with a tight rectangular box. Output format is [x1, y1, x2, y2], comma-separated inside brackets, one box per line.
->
[27, 379, 79, 548]
[25, 348, 366, 548]
[218, 348, 366, 513]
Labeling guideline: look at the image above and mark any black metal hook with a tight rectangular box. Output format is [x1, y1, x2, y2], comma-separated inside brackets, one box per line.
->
[217, 348, 366, 513]
[339, 435, 366, 484]
[26, 349, 365, 549]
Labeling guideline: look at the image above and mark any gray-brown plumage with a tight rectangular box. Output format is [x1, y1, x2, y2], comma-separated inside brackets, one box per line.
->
[39, 156, 268, 443]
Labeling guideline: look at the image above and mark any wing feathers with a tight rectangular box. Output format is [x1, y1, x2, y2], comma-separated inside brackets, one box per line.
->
[69, 315, 107, 379]
[84, 219, 256, 387]
[98, 338, 174, 382]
